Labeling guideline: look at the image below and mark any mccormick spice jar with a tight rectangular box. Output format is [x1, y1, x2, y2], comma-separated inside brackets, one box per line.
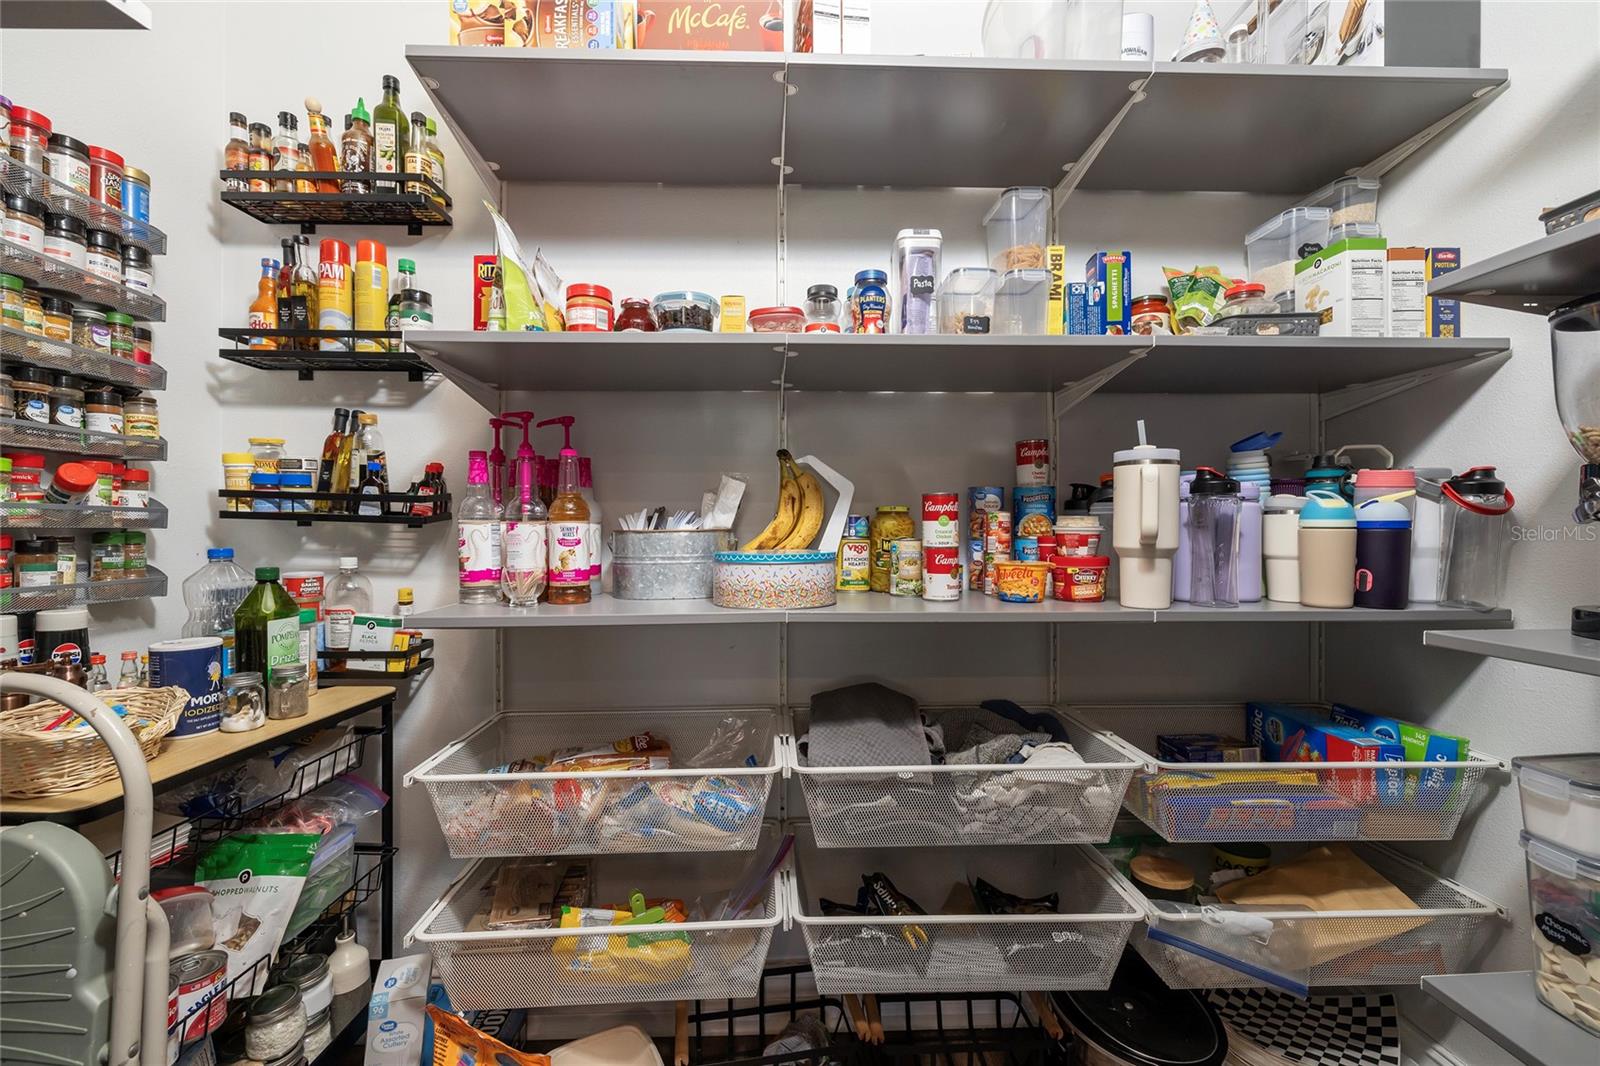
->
[87, 145, 124, 210]
[122, 531, 147, 577]
[14, 538, 58, 587]
[45, 133, 91, 196]
[106, 312, 135, 360]
[42, 212, 87, 268]
[115, 467, 150, 507]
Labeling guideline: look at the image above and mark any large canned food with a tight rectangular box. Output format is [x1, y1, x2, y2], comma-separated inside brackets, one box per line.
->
[869, 505, 913, 593]
[1016, 439, 1050, 486]
[889, 538, 922, 597]
[172, 949, 228, 1045]
[922, 545, 962, 601]
[1013, 485, 1057, 538]
[921, 492, 960, 547]
[968, 486, 1004, 591]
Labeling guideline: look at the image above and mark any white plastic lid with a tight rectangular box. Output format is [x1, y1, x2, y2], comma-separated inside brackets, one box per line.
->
[894, 227, 943, 249]
[339, 556, 358, 569]
[1264, 493, 1307, 512]
[1521, 830, 1600, 883]
[1328, 221, 1383, 244]
[942, 267, 998, 295]
[1113, 444, 1180, 463]
[1302, 174, 1381, 209]
[1513, 753, 1600, 798]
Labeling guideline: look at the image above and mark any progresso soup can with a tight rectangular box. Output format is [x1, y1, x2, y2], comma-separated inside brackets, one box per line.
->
[148, 637, 225, 738]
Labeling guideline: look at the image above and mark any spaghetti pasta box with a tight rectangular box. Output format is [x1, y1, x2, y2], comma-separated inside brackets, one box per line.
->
[1066, 282, 1090, 335]
[1085, 251, 1132, 335]
[1246, 702, 1404, 805]
[1426, 247, 1462, 338]
[1330, 703, 1469, 808]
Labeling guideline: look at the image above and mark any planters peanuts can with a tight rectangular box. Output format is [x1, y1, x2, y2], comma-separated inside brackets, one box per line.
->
[148, 637, 225, 738]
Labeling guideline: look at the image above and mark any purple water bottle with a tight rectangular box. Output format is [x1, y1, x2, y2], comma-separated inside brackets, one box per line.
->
[1238, 483, 1263, 602]
[1172, 473, 1196, 601]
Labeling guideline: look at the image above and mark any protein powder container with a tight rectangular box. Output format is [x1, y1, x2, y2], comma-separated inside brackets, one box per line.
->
[33, 606, 89, 666]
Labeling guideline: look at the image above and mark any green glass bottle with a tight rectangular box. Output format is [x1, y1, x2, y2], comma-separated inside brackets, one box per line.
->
[233, 566, 302, 684]
[372, 74, 409, 193]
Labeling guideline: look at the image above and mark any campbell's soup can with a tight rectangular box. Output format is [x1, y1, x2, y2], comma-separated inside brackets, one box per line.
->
[921, 492, 960, 547]
[923, 545, 962, 601]
[1016, 439, 1050, 486]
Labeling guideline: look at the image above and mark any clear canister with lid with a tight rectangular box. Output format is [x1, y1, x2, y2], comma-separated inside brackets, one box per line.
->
[937, 267, 998, 335]
[9, 107, 50, 170]
[804, 283, 841, 327]
[42, 212, 87, 268]
[48, 372, 83, 428]
[73, 306, 109, 352]
[221, 671, 266, 732]
[268, 661, 310, 719]
[3, 193, 45, 250]
[249, 437, 286, 474]
[45, 132, 91, 196]
[244, 984, 306, 1062]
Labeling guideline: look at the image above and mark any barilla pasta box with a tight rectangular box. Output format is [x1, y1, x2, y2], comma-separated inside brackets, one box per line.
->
[1066, 282, 1090, 335]
[1246, 702, 1404, 805]
[1085, 251, 1132, 335]
[1426, 247, 1462, 338]
[1330, 703, 1469, 809]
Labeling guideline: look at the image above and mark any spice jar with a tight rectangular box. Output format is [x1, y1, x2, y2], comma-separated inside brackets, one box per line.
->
[106, 312, 135, 361]
[21, 290, 43, 335]
[244, 984, 306, 1062]
[43, 462, 94, 506]
[48, 372, 83, 428]
[84, 461, 116, 505]
[0, 375, 10, 414]
[73, 307, 109, 352]
[122, 166, 151, 224]
[248, 438, 285, 474]
[85, 229, 122, 284]
[268, 661, 310, 720]
[9, 454, 44, 494]
[122, 244, 153, 292]
[1216, 282, 1279, 320]
[124, 393, 158, 438]
[14, 538, 58, 587]
[221, 671, 266, 732]
[87, 146, 124, 210]
[0, 273, 23, 331]
[42, 213, 87, 269]
[3, 193, 45, 250]
[91, 531, 124, 581]
[53, 537, 77, 584]
[11, 365, 51, 423]
[0, 535, 12, 587]
[122, 531, 147, 577]
[565, 283, 614, 331]
[132, 326, 152, 363]
[251, 472, 281, 511]
[45, 133, 91, 196]
[40, 296, 71, 342]
[115, 466, 150, 507]
[9, 473, 41, 503]
[805, 283, 841, 326]
[614, 297, 657, 332]
[0, 457, 9, 503]
[1130, 293, 1174, 336]
[8, 107, 50, 171]
[83, 386, 123, 433]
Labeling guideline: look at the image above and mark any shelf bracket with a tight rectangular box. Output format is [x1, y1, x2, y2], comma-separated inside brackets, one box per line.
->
[1054, 59, 1155, 209]
[1053, 346, 1151, 414]
[410, 343, 503, 414]
[1318, 348, 1508, 420]
[1353, 78, 1509, 181]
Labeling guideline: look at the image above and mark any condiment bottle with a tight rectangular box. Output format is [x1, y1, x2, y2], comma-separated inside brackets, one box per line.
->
[404, 111, 429, 196]
[304, 97, 340, 193]
[372, 74, 409, 193]
[1297, 490, 1357, 609]
[500, 445, 548, 608]
[541, 416, 591, 605]
[290, 235, 319, 349]
[353, 240, 388, 350]
[423, 117, 447, 205]
[386, 258, 416, 344]
[223, 112, 250, 192]
[340, 99, 373, 194]
[233, 566, 302, 684]
[272, 111, 301, 193]
[314, 407, 351, 512]
[247, 122, 273, 190]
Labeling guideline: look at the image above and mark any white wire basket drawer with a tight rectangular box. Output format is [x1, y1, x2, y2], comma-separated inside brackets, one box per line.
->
[790, 707, 1141, 848]
[407, 840, 786, 1010]
[789, 824, 1144, 997]
[1126, 843, 1504, 992]
[1074, 702, 1505, 843]
[405, 707, 781, 856]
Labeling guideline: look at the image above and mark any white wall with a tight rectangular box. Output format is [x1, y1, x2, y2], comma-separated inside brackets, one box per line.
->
[6, 3, 1598, 1062]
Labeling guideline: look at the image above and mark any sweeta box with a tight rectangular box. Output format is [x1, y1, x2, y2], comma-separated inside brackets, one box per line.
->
[1246, 702, 1404, 805]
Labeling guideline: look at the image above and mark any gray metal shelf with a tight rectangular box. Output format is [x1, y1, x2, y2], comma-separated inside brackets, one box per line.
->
[1428, 218, 1600, 315]
[410, 594, 1511, 630]
[1, 325, 167, 392]
[0, 0, 151, 29]
[406, 47, 1506, 192]
[1424, 628, 1600, 677]
[405, 331, 1510, 401]
[1422, 972, 1599, 1066]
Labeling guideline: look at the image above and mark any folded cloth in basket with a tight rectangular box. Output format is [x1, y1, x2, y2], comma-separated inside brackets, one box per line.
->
[801, 682, 929, 770]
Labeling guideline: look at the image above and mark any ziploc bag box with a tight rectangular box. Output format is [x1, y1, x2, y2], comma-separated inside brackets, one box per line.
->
[1330, 703, 1469, 809]
[1246, 702, 1404, 805]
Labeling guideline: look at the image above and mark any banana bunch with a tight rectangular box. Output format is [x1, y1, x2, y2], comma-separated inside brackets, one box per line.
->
[741, 450, 825, 552]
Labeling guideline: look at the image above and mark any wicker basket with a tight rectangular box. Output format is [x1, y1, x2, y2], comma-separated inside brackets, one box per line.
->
[0, 686, 188, 798]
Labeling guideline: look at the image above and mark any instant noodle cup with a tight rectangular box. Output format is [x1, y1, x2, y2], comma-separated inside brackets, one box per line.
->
[992, 560, 1050, 603]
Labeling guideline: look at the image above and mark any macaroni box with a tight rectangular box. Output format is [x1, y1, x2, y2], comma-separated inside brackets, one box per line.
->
[1295, 230, 1388, 337]
[1085, 251, 1132, 335]
[1426, 247, 1462, 338]
[1387, 246, 1426, 339]
[1246, 702, 1404, 805]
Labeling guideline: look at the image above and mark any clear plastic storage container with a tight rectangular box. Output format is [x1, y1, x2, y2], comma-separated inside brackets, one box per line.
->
[993, 268, 1053, 335]
[979, 0, 1124, 60]
[1513, 753, 1600, 859]
[1302, 175, 1381, 228]
[1520, 831, 1600, 1036]
[984, 187, 1052, 273]
[152, 885, 216, 955]
[937, 268, 998, 335]
[1244, 206, 1332, 311]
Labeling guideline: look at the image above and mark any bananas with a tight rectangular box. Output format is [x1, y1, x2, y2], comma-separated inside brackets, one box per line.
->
[741, 450, 824, 552]
[775, 452, 824, 550]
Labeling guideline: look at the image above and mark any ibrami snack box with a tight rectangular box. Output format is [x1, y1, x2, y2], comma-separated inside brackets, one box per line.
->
[1295, 230, 1388, 338]
[1045, 245, 1066, 336]
[1426, 247, 1462, 338]
[1387, 246, 1426, 339]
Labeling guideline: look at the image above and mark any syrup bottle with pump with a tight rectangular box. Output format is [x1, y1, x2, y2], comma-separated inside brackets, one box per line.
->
[502, 410, 537, 506]
[487, 416, 513, 511]
[538, 416, 591, 605]
[500, 414, 547, 607]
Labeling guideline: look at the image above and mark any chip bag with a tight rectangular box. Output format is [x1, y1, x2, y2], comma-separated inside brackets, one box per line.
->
[428, 1005, 550, 1066]
[1163, 265, 1231, 333]
[484, 199, 549, 332]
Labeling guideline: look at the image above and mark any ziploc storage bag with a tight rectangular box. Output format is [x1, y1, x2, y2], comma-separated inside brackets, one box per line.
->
[1246, 703, 1404, 806]
[1330, 704, 1469, 809]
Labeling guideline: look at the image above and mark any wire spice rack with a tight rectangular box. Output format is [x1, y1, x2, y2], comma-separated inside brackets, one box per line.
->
[217, 326, 433, 379]
[218, 488, 452, 527]
[1, 324, 167, 391]
[1, 568, 167, 614]
[0, 238, 166, 321]
[0, 416, 167, 459]
[319, 639, 435, 684]
[1, 155, 168, 254]
[218, 171, 452, 235]
[2, 498, 168, 530]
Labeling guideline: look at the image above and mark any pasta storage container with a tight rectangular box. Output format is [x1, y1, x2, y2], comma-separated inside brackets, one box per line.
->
[1244, 206, 1331, 312]
[992, 268, 1053, 336]
[789, 824, 1143, 996]
[1521, 831, 1600, 1035]
[938, 267, 998, 335]
[409, 830, 786, 1009]
[1301, 175, 1381, 228]
[791, 707, 1142, 848]
[1099, 702, 1504, 843]
[984, 187, 1051, 273]
[405, 707, 781, 856]
[1128, 842, 1502, 992]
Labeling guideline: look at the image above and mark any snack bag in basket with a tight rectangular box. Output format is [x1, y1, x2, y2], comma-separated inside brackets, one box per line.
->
[428, 1005, 550, 1066]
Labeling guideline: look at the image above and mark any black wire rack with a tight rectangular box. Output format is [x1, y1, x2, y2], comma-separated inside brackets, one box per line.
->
[318, 638, 435, 684]
[219, 171, 452, 235]
[217, 327, 433, 380]
[217, 489, 452, 527]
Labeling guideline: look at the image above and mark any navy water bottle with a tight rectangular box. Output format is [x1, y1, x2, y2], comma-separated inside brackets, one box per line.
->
[1354, 495, 1412, 609]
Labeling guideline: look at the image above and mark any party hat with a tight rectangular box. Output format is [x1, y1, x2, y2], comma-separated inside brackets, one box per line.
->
[1174, 0, 1226, 62]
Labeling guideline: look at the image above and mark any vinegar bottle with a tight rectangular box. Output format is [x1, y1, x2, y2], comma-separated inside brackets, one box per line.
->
[541, 417, 591, 605]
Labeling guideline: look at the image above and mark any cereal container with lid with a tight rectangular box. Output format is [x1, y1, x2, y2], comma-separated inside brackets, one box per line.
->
[651, 291, 719, 332]
[1245, 205, 1332, 312]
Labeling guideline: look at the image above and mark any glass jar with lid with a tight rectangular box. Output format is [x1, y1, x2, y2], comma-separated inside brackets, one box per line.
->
[11, 365, 51, 423]
[9, 107, 51, 171]
[124, 393, 159, 438]
[0, 273, 21, 332]
[805, 284, 841, 327]
[73, 306, 109, 352]
[868, 505, 915, 593]
[48, 372, 83, 429]
[40, 296, 71, 342]
[3, 193, 45, 251]
[220, 671, 266, 732]
[122, 245, 153, 292]
[1215, 282, 1280, 320]
[249, 437, 286, 474]
[243, 984, 306, 1062]
[268, 661, 310, 720]
[41, 212, 87, 269]
[106, 311, 135, 360]
[614, 297, 657, 332]
[85, 229, 121, 284]
[122, 530, 147, 577]
[82, 385, 123, 434]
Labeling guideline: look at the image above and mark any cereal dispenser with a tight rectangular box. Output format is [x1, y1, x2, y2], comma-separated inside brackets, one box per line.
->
[1549, 294, 1600, 637]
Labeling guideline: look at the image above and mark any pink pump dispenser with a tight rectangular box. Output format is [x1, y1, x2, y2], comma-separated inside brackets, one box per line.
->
[487, 417, 513, 509]
[500, 412, 548, 607]
[537, 416, 592, 604]
[502, 411, 537, 504]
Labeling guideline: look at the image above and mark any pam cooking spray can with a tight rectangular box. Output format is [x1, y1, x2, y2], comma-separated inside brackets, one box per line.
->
[317, 239, 352, 350]
[353, 239, 387, 352]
